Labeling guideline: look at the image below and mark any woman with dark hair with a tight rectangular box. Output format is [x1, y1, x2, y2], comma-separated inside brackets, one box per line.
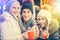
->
[20, 1, 39, 40]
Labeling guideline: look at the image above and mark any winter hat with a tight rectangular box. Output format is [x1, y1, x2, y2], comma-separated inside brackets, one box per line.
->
[6, 1, 20, 12]
[37, 9, 51, 24]
[21, 1, 33, 15]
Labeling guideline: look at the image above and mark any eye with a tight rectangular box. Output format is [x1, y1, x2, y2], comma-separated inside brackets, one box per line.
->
[23, 11, 26, 13]
[12, 7, 16, 9]
[27, 11, 30, 13]
[42, 17, 45, 20]
[17, 7, 20, 9]
[38, 19, 41, 20]
[36, 18, 41, 20]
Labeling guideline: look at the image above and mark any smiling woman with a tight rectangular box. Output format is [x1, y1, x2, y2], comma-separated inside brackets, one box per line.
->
[36, 9, 51, 40]
[1, 1, 24, 40]
[20, 1, 39, 40]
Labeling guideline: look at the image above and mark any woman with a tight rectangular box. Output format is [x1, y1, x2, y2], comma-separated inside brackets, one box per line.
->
[36, 9, 51, 40]
[48, 18, 59, 40]
[20, 1, 39, 40]
[1, 1, 24, 40]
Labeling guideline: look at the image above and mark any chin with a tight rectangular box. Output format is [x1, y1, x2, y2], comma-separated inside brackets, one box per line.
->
[24, 19, 29, 22]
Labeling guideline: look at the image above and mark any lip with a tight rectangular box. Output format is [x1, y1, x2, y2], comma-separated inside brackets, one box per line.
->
[13, 12, 17, 14]
[24, 16, 28, 18]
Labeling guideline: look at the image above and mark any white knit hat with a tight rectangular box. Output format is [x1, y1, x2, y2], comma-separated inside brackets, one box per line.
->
[37, 9, 51, 24]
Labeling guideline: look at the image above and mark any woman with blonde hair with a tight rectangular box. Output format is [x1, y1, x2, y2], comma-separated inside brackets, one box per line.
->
[1, 1, 24, 40]
[36, 9, 51, 40]
[48, 18, 59, 40]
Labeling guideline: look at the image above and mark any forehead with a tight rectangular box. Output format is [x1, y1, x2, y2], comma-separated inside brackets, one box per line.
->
[37, 16, 46, 19]
[23, 9, 31, 11]
[11, 1, 20, 7]
[37, 16, 43, 18]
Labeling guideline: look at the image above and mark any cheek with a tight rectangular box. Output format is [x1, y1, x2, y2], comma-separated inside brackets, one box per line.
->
[38, 20, 46, 25]
[42, 21, 47, 27]
[10, 9, 15, 13]
[43, 20, 46, 23]
[17, 9, 20, 12]
[42, 20, 46, 24]
[22, 13, 25, 17]
[28, 14, 32, 17]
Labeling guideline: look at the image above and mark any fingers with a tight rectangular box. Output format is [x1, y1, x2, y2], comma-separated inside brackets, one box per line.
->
[42, 30, 49, 39]
[35, 29, 40, 38]
[22, 32, 28, 39]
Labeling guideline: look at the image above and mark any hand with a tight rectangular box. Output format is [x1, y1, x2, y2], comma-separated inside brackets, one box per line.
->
[22, 32, 28, 39]
[35, 28, 40, 38]
[31, 25, 40, 39]
[42, 30, 49, 39]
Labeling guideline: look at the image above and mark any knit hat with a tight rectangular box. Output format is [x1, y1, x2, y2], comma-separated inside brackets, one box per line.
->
[37, 9, 51, 24]
[6, 1, 20, 12]
[21, 1, 33, 15]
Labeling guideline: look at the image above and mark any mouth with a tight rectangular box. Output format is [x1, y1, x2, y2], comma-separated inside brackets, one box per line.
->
[24, 16, 28, 18]
[13, 12, 17, 14]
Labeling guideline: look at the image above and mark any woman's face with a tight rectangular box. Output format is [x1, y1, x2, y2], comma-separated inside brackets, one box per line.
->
[22, 9, 32, 22]
[10, 1, 21, 17]
[36, 16, 47, 28]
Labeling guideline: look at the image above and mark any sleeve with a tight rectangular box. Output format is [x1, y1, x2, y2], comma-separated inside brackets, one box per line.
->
[1, 12, 24, 40]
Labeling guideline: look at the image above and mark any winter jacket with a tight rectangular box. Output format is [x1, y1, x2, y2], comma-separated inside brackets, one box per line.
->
[49, 31, 59, 40]
[0, 12, 24, 40]
[21, 17, 39, 40]
[21, 17, 34, 33]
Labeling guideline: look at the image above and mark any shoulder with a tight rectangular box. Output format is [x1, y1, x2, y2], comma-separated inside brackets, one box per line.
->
[2, 12, 14, 21]
[2, 12, 12, 18]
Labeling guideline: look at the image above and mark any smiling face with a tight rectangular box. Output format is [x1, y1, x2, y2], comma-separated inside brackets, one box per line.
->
[22, 9, 32, 22]
[9, 1, 21, 17]
[36, 16, 48, 28]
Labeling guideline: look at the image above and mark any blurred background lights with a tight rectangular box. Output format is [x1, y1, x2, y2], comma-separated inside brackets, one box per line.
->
[57, 0, 60, 3]
[54, 3, 60, 15]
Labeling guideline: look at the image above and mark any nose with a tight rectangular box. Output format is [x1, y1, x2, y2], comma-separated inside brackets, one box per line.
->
[25, 13, 28, 17]
[37, 19, 42, 23]
[15, 9, 20, 13]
